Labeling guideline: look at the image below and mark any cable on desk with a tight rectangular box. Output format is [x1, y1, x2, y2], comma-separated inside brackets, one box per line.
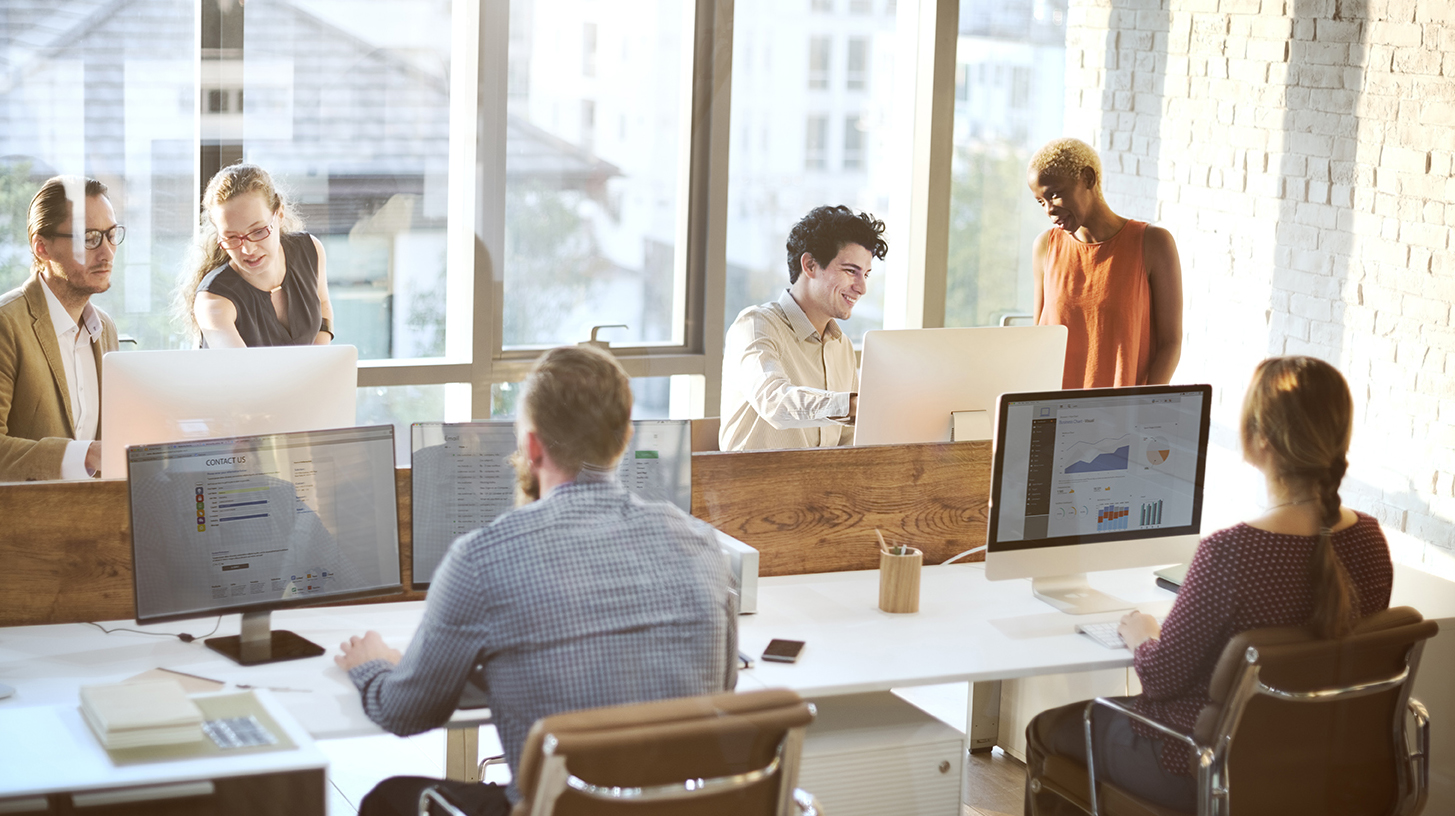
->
[84, 617, 222, 643]
[941, 544, 988, 565]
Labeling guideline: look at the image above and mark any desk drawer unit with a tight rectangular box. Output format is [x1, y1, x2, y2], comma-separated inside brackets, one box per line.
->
[799, 691, 964, 816]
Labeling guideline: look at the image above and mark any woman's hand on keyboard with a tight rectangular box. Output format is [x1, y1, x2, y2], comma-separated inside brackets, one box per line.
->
[1118, 610, 1161, 650]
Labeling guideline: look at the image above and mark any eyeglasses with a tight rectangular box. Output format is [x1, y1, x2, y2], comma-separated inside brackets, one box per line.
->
[51, 225, 126, 250]
[218, 222, 275, 251]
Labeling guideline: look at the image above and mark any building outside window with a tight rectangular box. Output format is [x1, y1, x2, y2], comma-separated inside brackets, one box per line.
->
[808, 37, 831, 90]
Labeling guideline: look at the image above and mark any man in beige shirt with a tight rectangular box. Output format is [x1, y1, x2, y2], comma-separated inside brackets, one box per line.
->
[719, 205, 888, 451]
[0, 176, 121, 481]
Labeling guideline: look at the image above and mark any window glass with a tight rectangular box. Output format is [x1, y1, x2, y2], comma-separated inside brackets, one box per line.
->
[502, 0, 693, 350]
[229, 0, 456, 360]
[490, 375, 695, 420]
[944, 0, 1067, 328]
[357, 383, 472, 462]
[725, 0, 903, 345]
[0, 0, 197, 348]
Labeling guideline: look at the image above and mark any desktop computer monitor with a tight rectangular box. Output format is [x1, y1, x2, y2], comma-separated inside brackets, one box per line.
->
[855, 325, 1068, 446]
[984, 384, 1213, 614]
[128, 425, 402, 664]
[101, 346, 359, 479]
[409, 418, 693, 587]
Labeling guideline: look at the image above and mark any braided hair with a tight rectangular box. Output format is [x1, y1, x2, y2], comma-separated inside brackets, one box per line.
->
[1240, 356, 1358, 638]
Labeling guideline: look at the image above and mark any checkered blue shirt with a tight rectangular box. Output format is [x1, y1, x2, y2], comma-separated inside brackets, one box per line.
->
[348, 469, 738, 801]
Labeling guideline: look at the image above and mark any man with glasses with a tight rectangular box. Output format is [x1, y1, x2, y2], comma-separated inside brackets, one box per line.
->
[0, 176, 121, 480]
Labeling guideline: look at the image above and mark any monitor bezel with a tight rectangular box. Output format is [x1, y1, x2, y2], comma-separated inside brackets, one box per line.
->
[985, 383, 1214, 556]
[128, 424, 404, 626]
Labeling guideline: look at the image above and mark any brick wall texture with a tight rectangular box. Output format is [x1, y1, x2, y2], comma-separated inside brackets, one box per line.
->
[1063, 0, 1455, 560]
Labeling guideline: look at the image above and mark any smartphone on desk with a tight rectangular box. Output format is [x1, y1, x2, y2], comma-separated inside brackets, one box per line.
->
[761, 639, 805, 664]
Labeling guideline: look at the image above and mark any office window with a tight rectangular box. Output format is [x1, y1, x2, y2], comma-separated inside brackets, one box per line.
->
[944, 0, 1068, 328]
[583, 22, 597, 77]
[804, 116, 829, 171]
[843, 116, 865, 170]
[812, 0, 834, 11]
[503, 0, 693, 349]
[0, 0, 196, 346]
[850, 0, 874, 12]
[808, 37, 831, 90]
[725, 7, 907, 345]
[846, 38, 868, 91]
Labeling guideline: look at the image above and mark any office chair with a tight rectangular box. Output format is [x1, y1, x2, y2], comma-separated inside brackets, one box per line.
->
[422, 688, 823, 816]
[1029, 606, 1437, 816]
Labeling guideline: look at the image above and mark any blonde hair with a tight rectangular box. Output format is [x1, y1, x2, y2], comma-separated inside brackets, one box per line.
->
[176, 164, 304, 341]
[1240, 356, 1358, 638]
[1027, 137, 1103, 192]
[29, 176, 109, 274]
[520, 345, 633, 474]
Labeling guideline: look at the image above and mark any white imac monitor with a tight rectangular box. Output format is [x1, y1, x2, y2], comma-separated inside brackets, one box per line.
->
[985, 384, 1212, 614]
[101, 346, 358, 479]
[854, 325, 1068, 446]
[128, 425, 401, 664]
[409, 418, 693, 587]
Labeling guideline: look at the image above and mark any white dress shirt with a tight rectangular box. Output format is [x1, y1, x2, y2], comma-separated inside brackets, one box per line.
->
[40, 281, 101, 479]
[719, 289, 857, 451]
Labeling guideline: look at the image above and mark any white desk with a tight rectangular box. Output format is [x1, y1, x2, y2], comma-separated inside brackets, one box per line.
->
[0, 689, 327, 814]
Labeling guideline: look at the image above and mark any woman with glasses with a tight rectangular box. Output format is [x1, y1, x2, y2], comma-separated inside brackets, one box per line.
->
[180, 164, 334, 347]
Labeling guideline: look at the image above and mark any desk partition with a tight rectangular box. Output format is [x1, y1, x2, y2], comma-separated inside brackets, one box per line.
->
[0, 439, 992, 626]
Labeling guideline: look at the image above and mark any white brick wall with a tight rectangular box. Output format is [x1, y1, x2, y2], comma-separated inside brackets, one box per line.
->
[1065, 0, 1455, 569]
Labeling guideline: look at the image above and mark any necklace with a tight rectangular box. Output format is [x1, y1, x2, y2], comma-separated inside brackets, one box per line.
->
[1268, 497, 1318, 510]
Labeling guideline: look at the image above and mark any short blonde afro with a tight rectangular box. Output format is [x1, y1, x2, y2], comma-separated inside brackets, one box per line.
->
[1027, 137, 1102, 188]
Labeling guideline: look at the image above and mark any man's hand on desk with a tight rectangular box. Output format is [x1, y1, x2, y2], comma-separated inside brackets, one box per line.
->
[335, 630, 402, 671]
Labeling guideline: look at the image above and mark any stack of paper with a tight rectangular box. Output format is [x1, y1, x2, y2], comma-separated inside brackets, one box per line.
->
[80, 680, 205, 750]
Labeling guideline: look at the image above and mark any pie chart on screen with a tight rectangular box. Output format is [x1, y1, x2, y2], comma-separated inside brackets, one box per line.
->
[1145, 437, 1170, 466]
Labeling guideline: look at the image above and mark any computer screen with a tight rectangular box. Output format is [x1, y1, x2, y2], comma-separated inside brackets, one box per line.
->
[128, 425, 401, 662]
[409, 419, 693, 587]
[101, 346, 358, 479]
[985, 384, 1212, 614]
[855, 325, 1068, 446]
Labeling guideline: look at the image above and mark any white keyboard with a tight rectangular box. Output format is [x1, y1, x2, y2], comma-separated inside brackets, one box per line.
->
[1075, 621, 1128, 649]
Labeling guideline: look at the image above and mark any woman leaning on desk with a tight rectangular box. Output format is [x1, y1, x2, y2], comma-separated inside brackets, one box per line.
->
[1028, 137, 1182, 389]
[1024, 356, 1393, 815]
[178, 163, 334, 348]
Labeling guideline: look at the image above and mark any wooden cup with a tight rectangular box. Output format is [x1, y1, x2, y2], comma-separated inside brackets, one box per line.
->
[878, 547, 922, 614]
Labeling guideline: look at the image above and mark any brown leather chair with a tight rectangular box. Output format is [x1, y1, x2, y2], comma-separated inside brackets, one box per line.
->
[421, 688, 821, 816]
[1030, 606, 1438, 816]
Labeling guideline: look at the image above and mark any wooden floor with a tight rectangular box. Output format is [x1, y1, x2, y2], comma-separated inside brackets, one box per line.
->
[965, 747, 1027, 816]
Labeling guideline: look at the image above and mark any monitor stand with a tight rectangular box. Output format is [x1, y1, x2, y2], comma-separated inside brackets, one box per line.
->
[205, 610, 325, 666]
[1032, 574, 1134, 615]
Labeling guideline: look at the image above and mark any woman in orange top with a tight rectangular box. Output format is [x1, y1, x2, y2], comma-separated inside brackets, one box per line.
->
[1029, 138, 1183, 389]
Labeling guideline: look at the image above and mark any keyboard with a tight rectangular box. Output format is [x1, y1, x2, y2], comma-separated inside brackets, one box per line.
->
[1075, 621, 1128, 650]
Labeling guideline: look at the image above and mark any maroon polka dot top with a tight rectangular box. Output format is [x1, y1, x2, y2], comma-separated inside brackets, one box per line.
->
[1131, 511, 1392, 772]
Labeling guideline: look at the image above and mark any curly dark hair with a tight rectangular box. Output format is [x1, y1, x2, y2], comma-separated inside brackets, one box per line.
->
[785, 205, 888, 283]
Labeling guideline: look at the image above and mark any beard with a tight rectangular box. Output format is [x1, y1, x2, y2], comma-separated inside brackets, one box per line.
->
[510, 450, 540, 506]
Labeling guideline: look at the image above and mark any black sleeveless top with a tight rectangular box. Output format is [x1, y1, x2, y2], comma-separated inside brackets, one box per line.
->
[196, 232, 322, 347]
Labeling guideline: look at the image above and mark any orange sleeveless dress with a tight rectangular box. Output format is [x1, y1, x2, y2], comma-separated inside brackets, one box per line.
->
[1037, 220, 1152, 389]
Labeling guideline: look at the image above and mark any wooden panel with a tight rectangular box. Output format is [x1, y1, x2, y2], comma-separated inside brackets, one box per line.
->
[690, 417, 721, 452]
[691, 441, 991, 576]
[0, 471, 422, 627]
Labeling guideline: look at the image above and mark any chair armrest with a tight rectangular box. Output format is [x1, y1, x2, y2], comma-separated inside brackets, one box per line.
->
[1082, 698, 1210, 816]
[419, 785, 471, 816]
[792, 788, 823, 816]
[1086, 697, 1202, 751]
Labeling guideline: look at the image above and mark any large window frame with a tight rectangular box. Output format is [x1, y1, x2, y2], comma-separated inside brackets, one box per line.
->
[354, 0, 964, 420]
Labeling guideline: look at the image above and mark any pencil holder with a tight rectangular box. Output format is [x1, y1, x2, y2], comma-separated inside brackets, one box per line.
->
[878, 546, 922, 614]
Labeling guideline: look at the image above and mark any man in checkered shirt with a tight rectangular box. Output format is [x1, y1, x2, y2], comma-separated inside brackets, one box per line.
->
[335, 345, 739, 816]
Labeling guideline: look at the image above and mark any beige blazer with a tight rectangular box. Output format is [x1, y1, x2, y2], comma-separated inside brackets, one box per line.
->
[0, 273, 119, 481]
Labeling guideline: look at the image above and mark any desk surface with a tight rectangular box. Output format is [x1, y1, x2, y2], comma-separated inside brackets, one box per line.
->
[736, 561, 1455, 697]
[4, 562, 1453, 742]
[0, 688, 326, 798]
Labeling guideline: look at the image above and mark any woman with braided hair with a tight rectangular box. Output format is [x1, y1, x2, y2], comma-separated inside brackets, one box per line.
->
[1024, 356, 1392, 815]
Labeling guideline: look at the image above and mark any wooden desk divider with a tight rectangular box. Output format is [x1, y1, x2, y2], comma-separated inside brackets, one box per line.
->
[691, 440, 992, 575]
[0, 440, 991, 626]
